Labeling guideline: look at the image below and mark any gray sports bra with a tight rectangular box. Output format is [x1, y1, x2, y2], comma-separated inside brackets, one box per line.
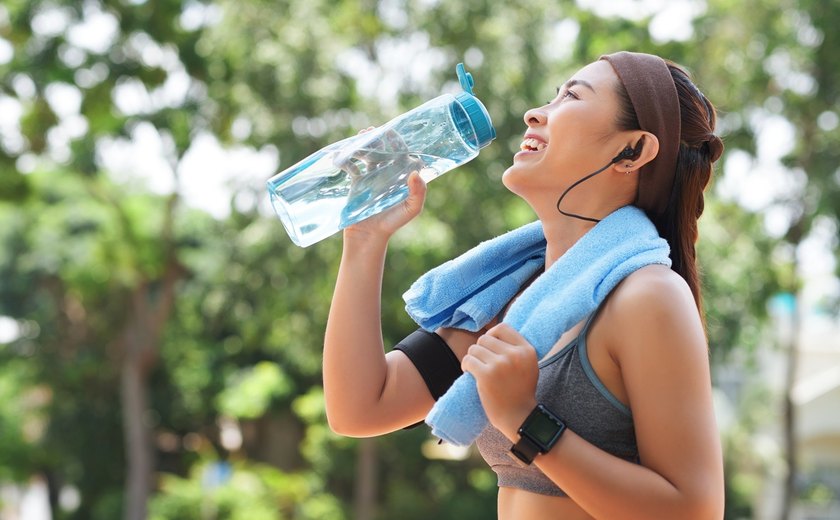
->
[474, 307, 638, 497]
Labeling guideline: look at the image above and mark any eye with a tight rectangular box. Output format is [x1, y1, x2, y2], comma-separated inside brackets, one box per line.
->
[560, 89, 579, 100]
[547, 87, 579, 104]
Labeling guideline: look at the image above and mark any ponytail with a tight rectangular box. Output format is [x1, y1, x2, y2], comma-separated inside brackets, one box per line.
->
[615, 63, 723, 318]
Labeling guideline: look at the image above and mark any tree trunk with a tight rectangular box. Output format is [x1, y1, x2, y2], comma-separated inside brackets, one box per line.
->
[780, 292, 801, 520]
[119, 274, 180, 520]
[353, 437, 378, 520]
[122, 356, 153, 520]
[117, 193, 183, 520]
[42, 469, 60, 519]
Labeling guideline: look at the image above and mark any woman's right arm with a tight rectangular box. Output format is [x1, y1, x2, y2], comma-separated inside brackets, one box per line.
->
[323, 172, 441, 436]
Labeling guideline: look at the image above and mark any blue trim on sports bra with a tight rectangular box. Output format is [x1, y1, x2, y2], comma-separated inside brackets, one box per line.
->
[577, 311, 633, 418]
[538, 337, 576, 368]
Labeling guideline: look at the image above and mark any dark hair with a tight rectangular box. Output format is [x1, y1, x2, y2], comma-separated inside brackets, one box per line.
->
[615, 63, 723, 317]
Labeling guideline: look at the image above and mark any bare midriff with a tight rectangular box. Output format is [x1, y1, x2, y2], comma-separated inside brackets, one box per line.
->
[497, 487, 594, 520]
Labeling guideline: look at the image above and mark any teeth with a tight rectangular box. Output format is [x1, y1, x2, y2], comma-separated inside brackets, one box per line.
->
[520, 138, 547, 151]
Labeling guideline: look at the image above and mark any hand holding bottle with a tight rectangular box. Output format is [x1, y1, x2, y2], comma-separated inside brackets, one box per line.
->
[342, 170, 427, 244]
[335, 127, 424, 241]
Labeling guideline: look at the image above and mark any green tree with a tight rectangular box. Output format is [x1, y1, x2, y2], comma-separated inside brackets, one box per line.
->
[0, 0, 216, 517]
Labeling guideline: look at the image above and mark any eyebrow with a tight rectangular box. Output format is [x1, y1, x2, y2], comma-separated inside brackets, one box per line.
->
[561, 79, 596, 93]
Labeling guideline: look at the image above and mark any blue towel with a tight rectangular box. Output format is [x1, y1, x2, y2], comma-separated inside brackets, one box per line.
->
[402, 205, 671, 446]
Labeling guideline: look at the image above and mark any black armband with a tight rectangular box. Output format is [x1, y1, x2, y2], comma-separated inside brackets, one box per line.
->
[393, 328, 463, 401]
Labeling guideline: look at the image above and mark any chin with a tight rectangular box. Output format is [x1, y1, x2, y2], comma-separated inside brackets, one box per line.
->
[502, 164, 554, 200]
[501, 167, 524, 196]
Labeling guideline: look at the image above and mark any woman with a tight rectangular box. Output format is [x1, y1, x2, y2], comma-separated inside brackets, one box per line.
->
[322, 52, 725, 519]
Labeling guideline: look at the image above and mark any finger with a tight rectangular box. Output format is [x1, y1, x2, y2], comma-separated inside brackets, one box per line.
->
[482, 325, 538, 366]
[486, 323, 527, 344]
[357, 126, 376, 135]
[475, 332, 513, 355]
[461, 344, 500, 375]
[342, 158, 363, 179]
[465, 342, 503, 364]
[384, 128, 409, 152]
[460, 353, 481, 375]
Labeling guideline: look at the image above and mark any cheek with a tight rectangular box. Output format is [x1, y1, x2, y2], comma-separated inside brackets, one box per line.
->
[547, 106, 611, 147]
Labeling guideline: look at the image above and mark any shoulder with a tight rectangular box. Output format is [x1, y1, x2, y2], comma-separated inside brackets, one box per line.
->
[605, 264, 698, 323]
[599, 264, 706, 362]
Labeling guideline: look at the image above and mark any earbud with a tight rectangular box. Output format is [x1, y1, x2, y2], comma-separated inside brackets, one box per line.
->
[611, 138, 644, 164]
[614, 147, 636, 162]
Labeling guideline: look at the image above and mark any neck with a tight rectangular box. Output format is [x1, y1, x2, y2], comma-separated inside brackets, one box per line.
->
[541, 216, 599, 268]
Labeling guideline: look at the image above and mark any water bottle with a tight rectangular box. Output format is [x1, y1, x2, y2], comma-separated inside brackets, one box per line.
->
[266, 63, 496, 247]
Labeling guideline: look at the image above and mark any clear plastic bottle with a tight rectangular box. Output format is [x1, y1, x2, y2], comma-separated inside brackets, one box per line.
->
[266, 63, 496, 247]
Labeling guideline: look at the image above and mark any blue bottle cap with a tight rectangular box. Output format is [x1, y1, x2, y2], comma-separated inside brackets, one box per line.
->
[454, 63, 496, 149]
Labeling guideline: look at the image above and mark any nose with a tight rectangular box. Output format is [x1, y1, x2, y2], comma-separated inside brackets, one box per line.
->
[523, 107, 547, 127]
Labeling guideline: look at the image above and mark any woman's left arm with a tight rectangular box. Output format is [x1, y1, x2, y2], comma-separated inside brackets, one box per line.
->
[464, 267, 724, 520]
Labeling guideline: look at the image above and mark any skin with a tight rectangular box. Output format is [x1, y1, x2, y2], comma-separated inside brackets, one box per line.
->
[323, 60, 724, 519]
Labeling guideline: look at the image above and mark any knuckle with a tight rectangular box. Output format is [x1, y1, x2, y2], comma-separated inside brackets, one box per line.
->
[518, 346, 535, 360]
[493, 323, 511, 333]
[496, 357, 513, 371]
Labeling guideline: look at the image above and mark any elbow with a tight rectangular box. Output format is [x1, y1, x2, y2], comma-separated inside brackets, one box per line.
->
[325, 405, 354, 437]
[323, 390, 354, 436]
[680, 484, 725, 520]
[639, 476, 723, 520]
[326, 405, 398, 438]
[325, 406, 369, 438]
[326, 415, 356, 437]
[327, 418, 377, 438]
[684, 501, 723, 520]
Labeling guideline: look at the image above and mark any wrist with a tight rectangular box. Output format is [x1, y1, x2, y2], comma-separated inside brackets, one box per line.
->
[509, 403, 567, 466]
[342, 227, 391, 253]
[500, 399, 538, 442]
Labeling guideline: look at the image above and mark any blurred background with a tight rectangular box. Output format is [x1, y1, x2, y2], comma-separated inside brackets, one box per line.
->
[0, 0, 838, 519]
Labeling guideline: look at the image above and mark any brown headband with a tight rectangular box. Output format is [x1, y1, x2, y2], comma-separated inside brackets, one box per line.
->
[600, 51, 681, 219]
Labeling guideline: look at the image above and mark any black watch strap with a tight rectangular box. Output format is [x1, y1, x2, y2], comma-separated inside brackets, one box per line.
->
[510, 434, 542, 465]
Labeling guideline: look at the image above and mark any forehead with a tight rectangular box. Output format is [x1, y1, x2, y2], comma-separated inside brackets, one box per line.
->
[567, 60, 619, 91]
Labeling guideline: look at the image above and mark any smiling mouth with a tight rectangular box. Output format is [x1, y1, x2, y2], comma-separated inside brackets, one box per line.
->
[519, 137, 547, 152]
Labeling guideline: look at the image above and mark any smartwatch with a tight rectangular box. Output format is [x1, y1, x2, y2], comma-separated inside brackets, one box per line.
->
[510, 404, 567, 465]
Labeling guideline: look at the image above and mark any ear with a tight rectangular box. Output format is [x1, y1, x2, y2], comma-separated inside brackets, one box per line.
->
[611, 131, 660, 174]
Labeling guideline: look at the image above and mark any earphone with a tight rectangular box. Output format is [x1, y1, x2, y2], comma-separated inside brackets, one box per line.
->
[556, 138, 646, 223]
[611, 138, 644, 164]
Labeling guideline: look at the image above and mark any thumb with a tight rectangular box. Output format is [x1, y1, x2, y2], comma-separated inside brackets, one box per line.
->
[403, 171, 427, 215]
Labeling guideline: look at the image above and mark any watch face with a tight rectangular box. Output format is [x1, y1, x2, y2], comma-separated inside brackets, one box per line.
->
[524, 408, 564, 448]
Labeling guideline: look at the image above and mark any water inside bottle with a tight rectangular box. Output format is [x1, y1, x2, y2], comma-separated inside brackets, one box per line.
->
[267, 100, 479, 247]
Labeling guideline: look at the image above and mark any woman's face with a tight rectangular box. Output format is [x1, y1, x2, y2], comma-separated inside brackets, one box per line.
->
[503, 60, 629, 200]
